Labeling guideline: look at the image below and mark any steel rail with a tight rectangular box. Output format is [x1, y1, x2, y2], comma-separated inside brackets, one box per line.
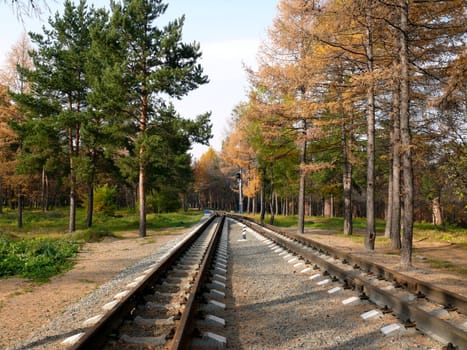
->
[230, 214, 467, 349]
[267, 223, 467, 315]
[170, 214, 226, 349]
[69, 214, 218, 350]
[235, 214, 467, 314]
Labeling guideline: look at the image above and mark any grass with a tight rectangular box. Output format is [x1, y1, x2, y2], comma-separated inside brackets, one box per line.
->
[0, 235, 80, 282]
[413, 226, 467, 246]
[252, 214, 466, 244]
[0, 207, 204, 237]
[426, 259, 455, 269]
[247, 213, 466, 271]
[425, 259, 467, 275]
[0, 207, 204, 281]
[254, 214, 387, 232]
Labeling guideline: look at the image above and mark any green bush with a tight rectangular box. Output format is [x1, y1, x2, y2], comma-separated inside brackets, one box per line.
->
[148, 187, 182, 213]
[72, 227, 114, 242]
[94, 184, 117, 216]
[0, 236, 80, 282]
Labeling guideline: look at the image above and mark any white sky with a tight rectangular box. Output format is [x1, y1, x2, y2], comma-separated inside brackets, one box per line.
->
[0, 0, 280, 159]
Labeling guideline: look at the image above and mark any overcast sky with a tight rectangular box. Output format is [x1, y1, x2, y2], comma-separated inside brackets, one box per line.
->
[0, 0, 280, 159]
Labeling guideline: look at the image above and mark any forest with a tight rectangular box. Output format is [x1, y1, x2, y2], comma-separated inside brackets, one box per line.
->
[0, 0, 212, 237]
[0, 0, 466, 269]
[192, 0, 466, 268]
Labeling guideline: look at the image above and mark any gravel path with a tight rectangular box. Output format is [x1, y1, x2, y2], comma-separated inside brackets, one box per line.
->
[224, 218, 443, 349]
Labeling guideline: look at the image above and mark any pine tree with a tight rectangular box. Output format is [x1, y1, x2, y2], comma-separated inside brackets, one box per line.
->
[12, 0, 96, 232]
[107, 0, 208, 236]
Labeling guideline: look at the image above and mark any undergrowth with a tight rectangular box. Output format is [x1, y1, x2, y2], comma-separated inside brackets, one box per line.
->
[0, 236, 80, 282]
[0, 208, 203, 282]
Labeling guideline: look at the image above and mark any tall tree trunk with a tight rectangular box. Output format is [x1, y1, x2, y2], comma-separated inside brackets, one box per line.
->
[297, 123, 307, 234]
[182, 193, 188, 212]
[269, 196, 275, 225]
[86, 153, 96, 228]
[342, 121, 353, 235]
[275, 192, 279, 216]
[331, 195, 334, 217]
[260, 178, 265, 225]
[86, 182, 94, 228]
[41, 166, 46, 212]
[324, 196, 333, 217]
[391, 83, 402, 249]
[17, 193, 23, 228]
[139, 159, 147, 237]
[0, 176, 3, 214]
[238, 168, 243, 213]
[68, 127, 76, 233]
[399, 0, 414, 269]
[292, 197, 295, 216]
[365, 11, 376, 251]
[342, 76, 353, 235]
[69, 179, 77, 232]
[385, 160, 393, 238]
[138, 94, 148, 237]
[432, 196, 443, 226]
[269, 168, 275, 225]
[309, 194, 312, 216]
[44, 173, 49, 211]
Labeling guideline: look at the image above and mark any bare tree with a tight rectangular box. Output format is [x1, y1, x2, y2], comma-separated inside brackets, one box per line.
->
[2, 0, 48, 19]
[0, 32, 33, 93]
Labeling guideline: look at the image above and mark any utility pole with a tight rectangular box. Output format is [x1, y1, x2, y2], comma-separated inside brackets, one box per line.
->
[236, 169, 243, 214]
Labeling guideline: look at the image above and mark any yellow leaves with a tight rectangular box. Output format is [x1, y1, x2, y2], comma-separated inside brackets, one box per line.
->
[0, 85, 18, 142]
[193, 147, 220, 190]
[242, 166, 261, 198]
[198, 147, 218, 167]
[300, 161, 334, 175]
[429, 53, 466, 108]
[0, 85, 19, 178]
[0, 32, 33, 94]
[0, 34, 30, 151]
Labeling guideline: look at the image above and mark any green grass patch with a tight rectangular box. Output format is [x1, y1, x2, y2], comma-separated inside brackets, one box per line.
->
[0, 236, 80, 282]
[426, 258, 455, 269]
[0, 208, 204, 282]
[247, 214, 465, 246]
[252, 214, 386, 233]
[71, 226, 115, 242]
[147, 211, 203, 231]
[0, 208, 68, 234]
[413, 224, 467, 245]
[87, 210, 204, 234]
[0, 208, 204, 236]
[424, 259, 467, 275]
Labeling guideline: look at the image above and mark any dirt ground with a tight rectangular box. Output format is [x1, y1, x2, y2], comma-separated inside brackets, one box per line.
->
[0, 230, 183, 349]
[0, 227, 465, 349]
[307, 229, 467, 297]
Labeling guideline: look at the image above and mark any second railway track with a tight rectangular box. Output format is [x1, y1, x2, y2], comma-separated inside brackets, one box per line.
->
[229, 214, 467, 350]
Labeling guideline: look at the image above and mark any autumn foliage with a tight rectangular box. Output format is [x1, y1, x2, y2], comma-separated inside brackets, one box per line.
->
[208, 0, 466, 268]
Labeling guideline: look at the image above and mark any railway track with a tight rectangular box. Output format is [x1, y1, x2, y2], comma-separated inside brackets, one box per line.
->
[64, 213, 229, 350]
[229, 214, 467, 350]
[61, 212, 466, 349]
